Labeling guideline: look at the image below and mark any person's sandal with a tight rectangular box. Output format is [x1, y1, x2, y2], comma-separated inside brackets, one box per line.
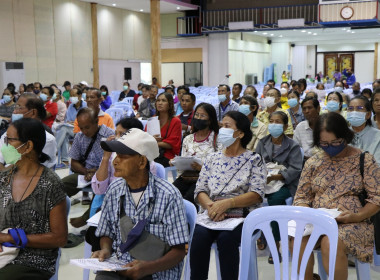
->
[268, 252, 282, 264]
[257, 235, 267, 250]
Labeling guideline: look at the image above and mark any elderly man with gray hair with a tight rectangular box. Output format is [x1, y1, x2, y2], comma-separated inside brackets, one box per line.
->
[93, 128, 189, 280]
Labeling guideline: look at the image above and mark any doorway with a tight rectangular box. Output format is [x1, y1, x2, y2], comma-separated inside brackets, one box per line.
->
[324, 53, 354, 79]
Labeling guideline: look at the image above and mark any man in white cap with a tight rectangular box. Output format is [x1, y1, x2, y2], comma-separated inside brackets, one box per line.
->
[93, 128, 189, 280]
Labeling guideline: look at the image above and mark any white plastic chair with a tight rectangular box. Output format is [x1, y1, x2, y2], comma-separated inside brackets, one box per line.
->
[239, 206, 339, 280]
[105, 107, 125, 124]
[121, 97, 134, 107]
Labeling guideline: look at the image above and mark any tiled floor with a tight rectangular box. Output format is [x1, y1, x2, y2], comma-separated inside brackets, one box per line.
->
[55, 168, 380, 279]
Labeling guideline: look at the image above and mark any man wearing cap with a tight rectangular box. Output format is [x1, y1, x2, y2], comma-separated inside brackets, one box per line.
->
[93, 128, 189, 280]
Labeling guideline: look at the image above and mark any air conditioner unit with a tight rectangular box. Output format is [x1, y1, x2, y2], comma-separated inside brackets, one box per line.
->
[0, 62, 25, 94]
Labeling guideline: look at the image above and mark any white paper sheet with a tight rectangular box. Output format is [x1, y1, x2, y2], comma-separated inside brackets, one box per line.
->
[86, 211, 102, 227]
[172, 156, 202, 171]
[70, 258, 130, 271]
[77, 175, 91, 189]
[196, 211, 244, 231]
[146, 117, 161, 137]
[288, 208, 341, 237]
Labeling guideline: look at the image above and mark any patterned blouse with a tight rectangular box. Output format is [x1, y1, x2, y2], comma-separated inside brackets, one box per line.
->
[194, 150, 267, 213]
[0, 167, 66, 275]
[294, 152, 380, 262]
[181, 131, 222, 163]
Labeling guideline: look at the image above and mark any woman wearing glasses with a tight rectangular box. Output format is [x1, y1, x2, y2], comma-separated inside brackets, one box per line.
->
[0, 118, 67, 279]
[293, 112, 380, 280]
[172, 103, 222, 206]
[348, 96, 380, 164]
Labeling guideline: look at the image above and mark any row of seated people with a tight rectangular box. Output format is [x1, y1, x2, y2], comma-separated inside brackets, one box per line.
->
[0, 77, 379, 278]
[1, 108, 378, 279]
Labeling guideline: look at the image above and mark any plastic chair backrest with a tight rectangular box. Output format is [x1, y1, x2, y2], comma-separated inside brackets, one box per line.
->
[182, 199, 197, 280]
[239, 206, 339, 280]
[110, 91, 121, 104]
[121, 97, 134, 106]
[154, 162, 166, 179]
[105, 107, 125, 124]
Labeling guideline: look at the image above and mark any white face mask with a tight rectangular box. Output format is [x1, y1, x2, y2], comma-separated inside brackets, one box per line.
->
[70, 97, 79, 104]
[264, 96, 276, 108]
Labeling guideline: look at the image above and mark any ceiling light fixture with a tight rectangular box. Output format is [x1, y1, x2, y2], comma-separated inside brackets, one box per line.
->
[301, 30, 306, 33]
[112, 3, 116, 6]
[313, 33, 317, 35]
[263, 32, 268, 35]
[140, 9, 143, 12]
[308, 32, 312, 34]
[351, 31, 355, 33]
[177, 7, 180, 10]
[270, 34, 274, 36]
[279, 35, 283, 37]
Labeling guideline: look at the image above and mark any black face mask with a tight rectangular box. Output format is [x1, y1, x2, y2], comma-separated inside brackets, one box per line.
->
[353, 90, 360, 95]
[192, 118, 208, 130]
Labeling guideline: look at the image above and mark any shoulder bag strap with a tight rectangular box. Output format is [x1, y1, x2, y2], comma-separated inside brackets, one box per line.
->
[82, 127, 100, 163]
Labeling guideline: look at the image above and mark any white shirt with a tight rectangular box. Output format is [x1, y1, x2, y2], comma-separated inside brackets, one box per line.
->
[293, 120, 314, 158]
[0, 130, 57, 168]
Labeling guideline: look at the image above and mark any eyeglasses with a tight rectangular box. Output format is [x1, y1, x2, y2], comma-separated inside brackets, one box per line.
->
[194, 113, 208, 119]
[319, 138, 344, 148]
[14, 105, 27, 110]
[347, 106, 366, 112]
[4, 136, 20, 146]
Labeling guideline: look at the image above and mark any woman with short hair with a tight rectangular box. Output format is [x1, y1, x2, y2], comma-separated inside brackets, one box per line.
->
[293, 112, 380, 279]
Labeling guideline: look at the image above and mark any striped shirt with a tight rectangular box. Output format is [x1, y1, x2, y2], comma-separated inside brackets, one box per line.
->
[96, 172, 189, 280]
[69, 124, 114, 169]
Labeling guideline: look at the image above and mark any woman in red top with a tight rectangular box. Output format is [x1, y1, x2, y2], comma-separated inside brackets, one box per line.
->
[154, 92, 182, 167]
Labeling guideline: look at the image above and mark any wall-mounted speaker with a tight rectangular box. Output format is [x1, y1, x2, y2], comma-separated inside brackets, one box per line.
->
[291, 43, 295, 47]
[124, 68, 132, 80]
[267, 40, 272, 45]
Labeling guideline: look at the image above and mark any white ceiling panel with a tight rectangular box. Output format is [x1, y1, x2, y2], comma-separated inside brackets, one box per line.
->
[78, 0, 198, 14]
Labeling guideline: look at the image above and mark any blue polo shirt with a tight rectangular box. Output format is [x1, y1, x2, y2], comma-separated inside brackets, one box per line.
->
[65, 101, 87, 122]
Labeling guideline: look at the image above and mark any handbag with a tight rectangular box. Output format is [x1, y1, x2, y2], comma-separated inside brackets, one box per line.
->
[158, 118, 172, 158]
[212, 157, 252, 218]
[118, 196, 170, 261]
[0, 228, 27, 269]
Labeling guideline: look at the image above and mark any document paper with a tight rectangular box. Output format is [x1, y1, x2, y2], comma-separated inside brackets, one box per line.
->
[70, 258, 130, 271]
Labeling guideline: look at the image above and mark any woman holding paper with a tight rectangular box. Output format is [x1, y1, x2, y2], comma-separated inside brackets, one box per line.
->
[172, 103, 222, 206]
[255, 111, 302, 264]
[293, 112, 380, 280]
[190, 111, 266, 280]
[0, 118, 67, 279]
[153, 92, 182, 167]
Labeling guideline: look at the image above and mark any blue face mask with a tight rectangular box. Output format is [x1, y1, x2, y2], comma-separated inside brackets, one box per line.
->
[334, 87, 343, 93]
[268, 123, 284, 138]
[342, 103, 347, 110]
[238, 104, 251, 116]
[288, 98, 298, 108]
[11, 114, 23, 122]
[251, 117, 259, 128]
[347, 111, 367, 127]
[101, 91, 107, 96]
[2, 95, 11, 103]
[82, 93, 86, 100]
[217, 128, 237, 148]
[218, 94, 227, 103]
[326, 101, 340, 112]
[321, 141, 346, 157]
[52, 93, 57, 100]
[39, 93, 47, 102]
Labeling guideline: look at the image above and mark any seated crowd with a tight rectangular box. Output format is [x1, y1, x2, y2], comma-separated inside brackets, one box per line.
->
[0, 75, 379, 280]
